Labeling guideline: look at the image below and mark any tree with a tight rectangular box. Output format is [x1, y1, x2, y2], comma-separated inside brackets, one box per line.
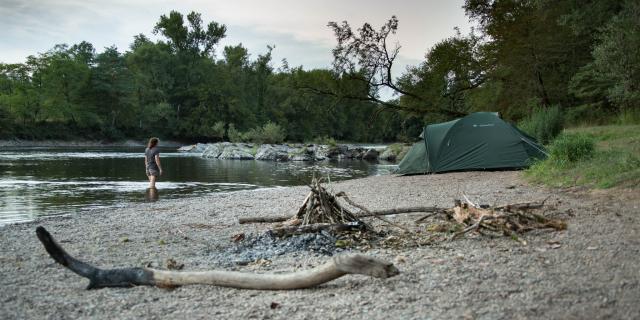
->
[398, 31, 485, 119]
[570, 0, 640, 112]
[39, 44, 93, 125]
[463, 0, 597, 118]
[151, 11, 227, 138]
[92, 46, 134, 134]
[153, 11, 226, 57]
[326, 16, 468, 118]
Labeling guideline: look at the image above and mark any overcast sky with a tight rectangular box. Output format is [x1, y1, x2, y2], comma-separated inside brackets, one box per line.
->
[1, 0, 472, 71]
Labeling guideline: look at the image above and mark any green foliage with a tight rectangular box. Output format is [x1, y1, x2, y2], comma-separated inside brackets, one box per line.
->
[210, 121, 226, 140]
[519, 106, 564, 144]
[2, 5, 638, 143]
[617, 109, 640, 125]
[231, 122, 286, 144]
[227, 123, 243, 143]
[313, 136, 338, 147]
[526, 125, 640, 188]
[260, 122, 286, 144]
[548, 133, 595, 166]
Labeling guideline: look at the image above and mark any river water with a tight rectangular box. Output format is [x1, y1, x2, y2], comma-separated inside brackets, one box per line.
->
[0, 146, 396, 226]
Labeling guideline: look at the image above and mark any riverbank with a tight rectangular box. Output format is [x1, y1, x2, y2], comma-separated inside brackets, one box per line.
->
[1, 172, 638, 319]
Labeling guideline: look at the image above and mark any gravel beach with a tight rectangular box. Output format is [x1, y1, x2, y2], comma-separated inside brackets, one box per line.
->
[1, 171, 638, 319]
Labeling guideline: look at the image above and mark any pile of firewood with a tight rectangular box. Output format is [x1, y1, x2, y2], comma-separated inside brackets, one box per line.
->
[294, 178, 366, 226]
[240, 179, 567, 243]
[445, 198, 566, 243]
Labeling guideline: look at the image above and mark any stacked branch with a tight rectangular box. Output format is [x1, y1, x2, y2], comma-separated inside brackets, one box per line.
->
[295, 178, 364, 226]
[268, 178, 371, 236]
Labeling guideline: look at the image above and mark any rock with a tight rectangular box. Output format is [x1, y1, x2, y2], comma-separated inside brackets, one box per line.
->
[181, 143, 216, 153]
[177, 145, 196, 152]
[326, 145, 349, 159]
[200, 142, 388, 162]
[315, 145, 330, 160]
[193, 143, 209, 153]
[219, 144, 255, 160]
[255, 144, 291, 161]
[202, 143, 227, 158]
[362, 148, 380, 160]
[379, 147, 397, 161]
[289, 146, 315, 161]
[345, 147, 365, 159]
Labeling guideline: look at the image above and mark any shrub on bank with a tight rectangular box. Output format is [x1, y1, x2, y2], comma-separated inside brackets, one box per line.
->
[226, 122, 286, 144]
[260, 122, 286, 144]
[548, 133, 595, 166]
[519, 105, 564, 144]
[227, 123, 243, 143]
[525, 125, 640, 188]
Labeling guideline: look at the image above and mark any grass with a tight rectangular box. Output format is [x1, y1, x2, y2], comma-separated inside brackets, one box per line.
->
[525, 124, 640, 189]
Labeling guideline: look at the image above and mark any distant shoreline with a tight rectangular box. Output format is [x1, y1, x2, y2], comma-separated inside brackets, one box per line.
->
[0, 139, 184, 148]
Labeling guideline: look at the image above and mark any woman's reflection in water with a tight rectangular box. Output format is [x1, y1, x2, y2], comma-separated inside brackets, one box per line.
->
[145, 187, 159, 202]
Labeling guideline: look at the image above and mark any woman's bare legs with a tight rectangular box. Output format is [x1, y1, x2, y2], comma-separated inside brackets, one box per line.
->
[148, 175, 157, 189]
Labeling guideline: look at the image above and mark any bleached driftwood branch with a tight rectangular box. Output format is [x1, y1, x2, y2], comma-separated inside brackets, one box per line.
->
[36, 227, 399, 290]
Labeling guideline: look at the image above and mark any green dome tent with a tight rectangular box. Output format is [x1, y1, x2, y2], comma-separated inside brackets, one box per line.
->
[396, 112, 547, 174]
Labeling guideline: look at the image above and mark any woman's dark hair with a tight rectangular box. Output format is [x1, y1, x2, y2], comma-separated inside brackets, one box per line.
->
[147, 137, 159, 149]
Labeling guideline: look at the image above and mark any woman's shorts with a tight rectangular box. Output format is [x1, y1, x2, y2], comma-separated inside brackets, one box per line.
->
[146, 167, 160, 177]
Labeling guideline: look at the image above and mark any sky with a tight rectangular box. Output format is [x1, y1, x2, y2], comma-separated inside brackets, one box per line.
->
[1, 0, 472, 72]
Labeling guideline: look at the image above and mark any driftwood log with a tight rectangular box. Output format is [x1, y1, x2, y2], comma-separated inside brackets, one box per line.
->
[36, 227, 399, 290]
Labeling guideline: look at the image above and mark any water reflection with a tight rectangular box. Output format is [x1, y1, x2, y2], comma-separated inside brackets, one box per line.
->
[0, 146, 396, 225]
[145, 188, 159, 202]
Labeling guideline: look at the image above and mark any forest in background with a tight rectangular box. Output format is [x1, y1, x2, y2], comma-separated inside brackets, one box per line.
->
[0, 0, 638, 143]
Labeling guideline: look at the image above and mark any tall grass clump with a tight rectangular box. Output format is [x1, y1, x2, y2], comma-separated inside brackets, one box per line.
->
[617, 109, 640, 125]
[519, 105, 564, 144]
[548, 133, 595, 166]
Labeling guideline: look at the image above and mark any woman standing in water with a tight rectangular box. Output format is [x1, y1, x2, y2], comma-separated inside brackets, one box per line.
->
[144, 137, 163, 189]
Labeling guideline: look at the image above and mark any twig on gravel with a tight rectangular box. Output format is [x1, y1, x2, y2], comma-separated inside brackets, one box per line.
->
[336, 192, 411, 232]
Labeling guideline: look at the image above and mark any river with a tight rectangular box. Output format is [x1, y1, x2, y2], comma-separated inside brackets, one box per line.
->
[0, 146, 396, 226]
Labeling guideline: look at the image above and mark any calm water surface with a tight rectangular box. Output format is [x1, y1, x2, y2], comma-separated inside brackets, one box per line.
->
[0, 146, 395, 225]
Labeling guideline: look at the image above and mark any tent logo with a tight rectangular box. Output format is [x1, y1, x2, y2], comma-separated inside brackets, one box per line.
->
[473, 123, 495, 127]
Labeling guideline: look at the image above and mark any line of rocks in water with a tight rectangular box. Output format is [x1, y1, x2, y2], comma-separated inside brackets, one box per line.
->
[178, 142, 408, 162]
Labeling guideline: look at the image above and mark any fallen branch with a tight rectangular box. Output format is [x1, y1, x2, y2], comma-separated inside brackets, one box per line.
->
[269, 222, 366, 237]
[36, 226, 399, 290]
[336, 192, 411, 232]
[239, 206, 448, 224]
[238, 216, 292, 224]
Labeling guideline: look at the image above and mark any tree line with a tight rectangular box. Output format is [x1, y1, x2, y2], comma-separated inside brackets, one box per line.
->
[0, 11, 408, 142]
[1, 1, 638, 142]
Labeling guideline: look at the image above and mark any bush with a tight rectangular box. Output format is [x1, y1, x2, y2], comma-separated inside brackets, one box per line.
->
[548, 133, 595, 166]
[210, 121, 226, 140]
[261, 122, 286, 144]
[243, 127, 262, 143]
[227, 122, 286, 144]
[227, 123, 244, 143]
[519, 105, 564, 144]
